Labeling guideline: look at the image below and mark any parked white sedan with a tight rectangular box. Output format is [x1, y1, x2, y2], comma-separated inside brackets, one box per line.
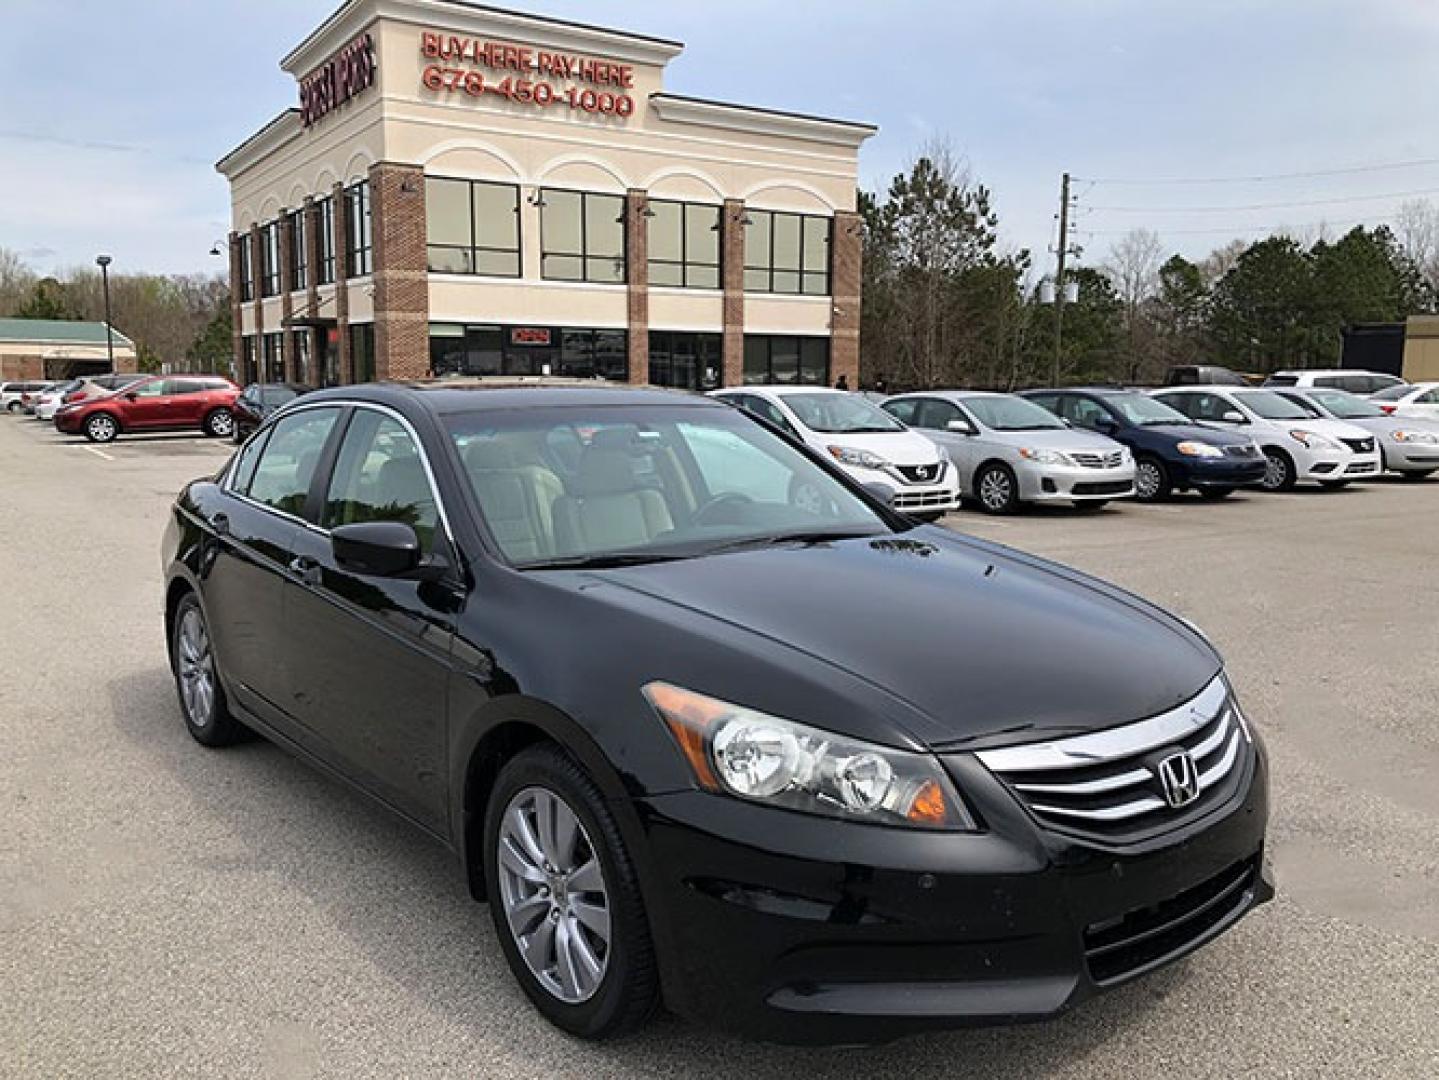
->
[1369, 381, 1439, 420]
[1152, 387, 1382, 490]
[710, 386, 960, 519]
[882, 391, 1135, 513]
[1272, 387, 1439, 481]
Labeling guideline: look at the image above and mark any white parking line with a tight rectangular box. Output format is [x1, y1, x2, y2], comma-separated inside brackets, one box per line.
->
[83, 447, 114, 461]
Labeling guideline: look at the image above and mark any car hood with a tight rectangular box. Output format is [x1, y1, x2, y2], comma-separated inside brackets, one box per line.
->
[976, 426, 1122, 452]
[806, 428, 942, 466]
[1141, 423, 1255, 446]
[579, 530, 1220, 750]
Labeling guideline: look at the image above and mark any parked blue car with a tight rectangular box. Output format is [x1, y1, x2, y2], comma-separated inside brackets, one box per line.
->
[1022, 388, 1268, 500]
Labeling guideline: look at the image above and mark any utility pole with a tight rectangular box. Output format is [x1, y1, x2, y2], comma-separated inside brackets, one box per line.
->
[1051, 172, 1071, 387]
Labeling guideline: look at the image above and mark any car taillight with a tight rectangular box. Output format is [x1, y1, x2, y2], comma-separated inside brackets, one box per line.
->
[1379, 405, 1396, 414]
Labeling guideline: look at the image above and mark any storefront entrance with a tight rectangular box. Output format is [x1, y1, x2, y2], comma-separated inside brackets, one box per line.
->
[430, 324, 627, 380]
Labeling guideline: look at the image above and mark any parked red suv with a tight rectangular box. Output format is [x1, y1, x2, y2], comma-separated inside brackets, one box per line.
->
[54, 375, 240, 443]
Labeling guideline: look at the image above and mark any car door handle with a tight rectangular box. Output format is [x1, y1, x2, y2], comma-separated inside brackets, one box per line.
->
[288, 555, 322, 585]
[212, 512, 230, 536]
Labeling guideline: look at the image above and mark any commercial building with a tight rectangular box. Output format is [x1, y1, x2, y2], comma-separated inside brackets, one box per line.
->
[216, 0, 874, 391]
[0, 319, 137, 381]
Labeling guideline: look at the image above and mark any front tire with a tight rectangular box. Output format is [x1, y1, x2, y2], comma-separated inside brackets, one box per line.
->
[204, 408, 234, 438]
[1134, 456, 1171, 501]
[1319, 479, 1351, 490]
[171, 594, 246, 747]
[1261, 449, 1297, 491]
[1199, 486, 1235, 500]
[1072, 500, 1108, 512]
[483, 745, 658, 1040]
[84, 412, 119, 443]
[975, 463, 1020, 514]
[1399, 469, 1435, 482]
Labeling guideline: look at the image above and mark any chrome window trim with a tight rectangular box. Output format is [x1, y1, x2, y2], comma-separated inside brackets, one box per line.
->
[221, 399, 457, 549]
[974, 675, 1228, 774]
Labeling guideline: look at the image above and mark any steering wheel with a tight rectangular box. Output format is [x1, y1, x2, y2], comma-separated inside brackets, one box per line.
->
[692, 491, 754, 526]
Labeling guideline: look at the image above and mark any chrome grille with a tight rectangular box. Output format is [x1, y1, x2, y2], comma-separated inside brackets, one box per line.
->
[894, 463, 944, 484]
[1070, 450, 1125, 469]
[1341, 437, 1375, 454]
[974, 677, 1249, 842]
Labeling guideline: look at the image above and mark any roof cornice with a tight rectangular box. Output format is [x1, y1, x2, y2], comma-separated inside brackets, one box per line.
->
[282, 0, 684, 77]
[215, 110, 305, 177]
[649, 93, 877, 149]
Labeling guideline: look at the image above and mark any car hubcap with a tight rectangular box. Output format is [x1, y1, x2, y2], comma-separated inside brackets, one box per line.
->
[211, 411, 233, 435]
[1263, 453, 1287, 489]
[1136, 462, 1161, 499]
[979, 470, 1011, 510]
[91, 417, 114, 439]
[498, 787, 611, 1004]
[177, 609, 215, 725]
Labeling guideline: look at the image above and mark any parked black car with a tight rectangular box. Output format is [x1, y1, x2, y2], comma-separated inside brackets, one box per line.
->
[1023, 388, 1268, 500]
[231, 382, 314, 443]
[163, 382, 1271, 1044]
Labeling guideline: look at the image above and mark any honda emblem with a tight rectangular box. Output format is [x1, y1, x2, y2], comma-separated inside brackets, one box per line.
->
[1156, 751, 1201, 808]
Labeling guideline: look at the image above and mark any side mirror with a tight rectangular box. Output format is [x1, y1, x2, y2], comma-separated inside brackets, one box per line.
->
[124, 392, 139, 402]
[1221, 410, 1247, 424]
[861, 480, 896, 507]
[332, 521, 422, 577]
[1094, 415, 1118, 433]
[945, 419, 976, 435]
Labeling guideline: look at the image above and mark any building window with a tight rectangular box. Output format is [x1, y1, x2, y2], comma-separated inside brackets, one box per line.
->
[288, 209, 308, 292]
[647, 201, 721, 289]
[349, 322, 375, 383]
[316, 196, 336, 284]
[425, 177, 521, 276]
[262, 331, 284, 381]
[241, 334, 258, 382]
[292, 330, 311, 384]
[238, 236, 254, 302]
[540, 190, 625, 283]
[649, 330, 721, 389]
[558, 328, 627, 379]
[345, 181, 372, 277]
[429, 323, 625, 380]
[260, 222, 281, 298]
[744, 211, 831, 295]
[743, 335, 829, 385]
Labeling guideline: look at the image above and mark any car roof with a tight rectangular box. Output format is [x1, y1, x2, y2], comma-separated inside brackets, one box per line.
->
[301, 378, 721, 414]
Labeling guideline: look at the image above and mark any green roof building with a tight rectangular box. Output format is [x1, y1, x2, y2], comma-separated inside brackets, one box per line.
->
[0, 318, 138, 381]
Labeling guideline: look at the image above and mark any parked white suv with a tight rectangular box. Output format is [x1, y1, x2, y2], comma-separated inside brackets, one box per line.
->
[1, 381, 54, 413]
[1263, 369, 1405, 395]
[1152, 387, 1382, 490]
[711, 386, 960, 519]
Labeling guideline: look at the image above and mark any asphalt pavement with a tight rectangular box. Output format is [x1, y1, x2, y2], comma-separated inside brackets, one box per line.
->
[2, 414, 1435, 1078]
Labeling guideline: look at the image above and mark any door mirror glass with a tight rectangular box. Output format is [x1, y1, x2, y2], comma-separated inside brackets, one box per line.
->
[1094, 414, 1118, 433]
[332, 521, 422, 577]
[945, 418, 976, 434]
[1222, 410, 1247, 424]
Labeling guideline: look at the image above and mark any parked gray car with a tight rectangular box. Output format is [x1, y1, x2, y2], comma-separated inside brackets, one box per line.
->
[882, 391, 1135, 513]
[1272, 387, 1439, 480]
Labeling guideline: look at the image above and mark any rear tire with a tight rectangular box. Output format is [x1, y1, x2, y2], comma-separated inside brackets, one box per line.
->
[1134, 456, 1171, 501]
[1199, 487, 1235, 500]
[84, 412, 119, 443]
[1072, 500, 1108, 512]
[171, 594, 247, 747]
[975, 463, 1020, 514]
[203, 408, 234, 438]
[1261, 449, 1297, 491]
[5, 401, 20, 413]
[1319, 479, 1351, 490]
[1399, 470, 1434, 482]
[483, 745, 659, 1040]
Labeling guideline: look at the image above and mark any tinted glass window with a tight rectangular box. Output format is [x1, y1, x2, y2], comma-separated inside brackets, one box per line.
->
[782, 393, 903, 433]
[914, 399, 962, 429]
[882, 398, 920, 425]
[541, 190, 625, 283]
[1232, 390, 1311, 420]
[1418, 388, 1439, 404]
[1103, 393, 1190, 424]
[230, 427, 270, 494]
[1313, 376, 1344, 389]
[128, 379, 168, 398]
[1265, 374, 1298, 386]
[248, 408, 340, 519]
[1370, 383, 1414, 402]
[324, 411, 440, 551]
[1066, 396, 1114, 429]
[962, 395, 1066, 431]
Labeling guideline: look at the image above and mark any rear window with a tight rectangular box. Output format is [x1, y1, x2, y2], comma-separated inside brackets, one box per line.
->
[1370, 384, 1413, 402]
[1265, 375, 1298, 386]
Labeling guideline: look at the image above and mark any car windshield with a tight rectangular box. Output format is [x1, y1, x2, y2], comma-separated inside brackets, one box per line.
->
[1233, 390, 1312, 420]
[1370, 383, 1414, 402]
[1103, 393, 1191, 425]
[445, 404, 893, 568]
[1306, 390, 1384, 419]
[961, 395, 1065, 431]
[779, 393, 905, 433]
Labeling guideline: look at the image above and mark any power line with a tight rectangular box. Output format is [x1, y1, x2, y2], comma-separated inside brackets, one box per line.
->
[1086, 185, 1439, 214]
[1078, 212, 1396, 238]
[1075, 157, 1439, 186]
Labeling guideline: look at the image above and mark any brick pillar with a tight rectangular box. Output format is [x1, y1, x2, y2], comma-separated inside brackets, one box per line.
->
[625, 189, 650, 384]
[370, 162, 430, 382]
[228, 231, 244, 382]
[721, 198, 746, 387]
[249, 223, 265, 380]
[303, 196, 320, 385]
[332, 182, 352, 384]
[278, 210, 296, 381]
[830, 210, 862, 390]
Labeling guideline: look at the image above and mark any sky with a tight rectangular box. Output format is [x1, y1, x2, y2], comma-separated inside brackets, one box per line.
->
[4, 0, 1439, 280]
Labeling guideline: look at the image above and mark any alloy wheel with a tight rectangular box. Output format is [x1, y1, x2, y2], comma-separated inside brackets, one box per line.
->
[1135, 461, 1162, 500]
[176, 608, 216, 726]
[208, 410, 234, 437]
[87, 415, 117, 441]
[1262, 452, 1290, 491]
[497, 786, 612, 1005]
[978, 468, 1013, 512]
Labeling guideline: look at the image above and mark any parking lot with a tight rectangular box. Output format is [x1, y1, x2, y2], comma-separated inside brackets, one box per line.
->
[2, 415, 1436, 1079]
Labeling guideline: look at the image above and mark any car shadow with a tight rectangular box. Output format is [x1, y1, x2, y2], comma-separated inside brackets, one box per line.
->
[107, 667, 1171, 1077]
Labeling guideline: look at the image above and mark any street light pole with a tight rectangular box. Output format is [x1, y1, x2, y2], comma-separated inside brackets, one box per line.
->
[95, 254, 115, 373]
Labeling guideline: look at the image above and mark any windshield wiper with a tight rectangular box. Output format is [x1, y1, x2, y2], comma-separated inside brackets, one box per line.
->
[521, 551, 695, 570]
[699, 529, 883, 556]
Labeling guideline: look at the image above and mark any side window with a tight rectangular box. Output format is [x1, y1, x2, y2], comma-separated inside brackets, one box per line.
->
[165, 379, 200, 395]
[1418, 389, 1439, 404]
[323, 411, 441, 552]
[882, 398, 919, 425]
[915, 399, 961, 430]
[129, 380, 168, 398]
[1067, 396, 1110, 429]
[1313, 376, 1343, 390]
[1027, 394, 1060, 417]
[247, 408, 341, 519]
[229, 428, 270, 494]
[1157, 394, 1195, 419]
[753, 399, 795, 434]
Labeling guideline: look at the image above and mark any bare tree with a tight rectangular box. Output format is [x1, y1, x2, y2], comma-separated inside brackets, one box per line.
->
[1103, 229, 1163, 382]
[1394, 199, 1439, 293]
[1200, 238, 1248, 286]
[0, 247, 37, 316]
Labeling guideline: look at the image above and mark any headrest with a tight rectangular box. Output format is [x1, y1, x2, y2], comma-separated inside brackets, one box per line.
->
[464, 439, 517, 471]
[589, 427, 638, 450]
[574, 448, 637, 497]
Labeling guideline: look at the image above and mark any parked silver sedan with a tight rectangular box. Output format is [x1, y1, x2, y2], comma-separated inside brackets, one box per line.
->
[882, 391, 1136, 513]
[1273, 387, 1439, 480]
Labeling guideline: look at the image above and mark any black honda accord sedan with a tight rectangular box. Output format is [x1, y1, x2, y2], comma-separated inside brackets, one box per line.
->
[162, 381, 1271, 1044]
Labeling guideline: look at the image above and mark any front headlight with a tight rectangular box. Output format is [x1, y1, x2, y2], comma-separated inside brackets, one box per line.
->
[827, 445, 889, 470]
[643, 683, 975, 830]
[1176, 440, 1225, 458]
[1391, 429, 1439, 444]
[1018, 447, 1071, 466]
[1288, 429, 1341, 450]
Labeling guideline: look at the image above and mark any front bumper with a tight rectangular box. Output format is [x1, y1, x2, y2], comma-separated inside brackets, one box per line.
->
[1016, 462, 1136, 502]
[1384, 443, 1439, 471]
[1301, 452, 1381, 481]
[53, 412, 83, 433]
[864, 463, 961, 514]
[636, 740, 1270, 1043]
[1173, 455, 1268, 489]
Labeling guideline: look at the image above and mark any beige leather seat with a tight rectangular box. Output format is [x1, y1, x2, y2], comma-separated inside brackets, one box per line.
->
[462, 439, 560, 560]
[553, 444, 673, 555]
